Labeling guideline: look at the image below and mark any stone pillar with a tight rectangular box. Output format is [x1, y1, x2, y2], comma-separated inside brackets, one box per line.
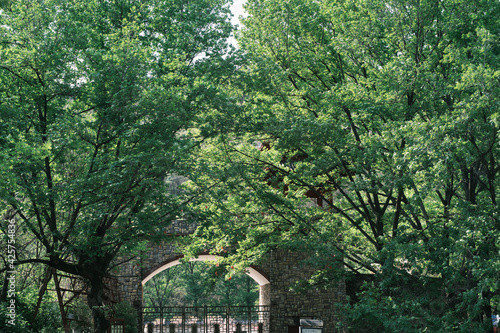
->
[260, 283, 271, 306]
[113, 256, 143, 331]
[262, 250, 345, 333]
[259, 283, 271, 332]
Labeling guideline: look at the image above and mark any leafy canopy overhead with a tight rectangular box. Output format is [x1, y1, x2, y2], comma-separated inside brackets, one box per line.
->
[0, 0, 235, 331]
[185, 0, 500, 331]
[0, 0, 233, 268]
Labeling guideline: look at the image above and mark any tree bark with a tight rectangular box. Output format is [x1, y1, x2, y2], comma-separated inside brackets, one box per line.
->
[87, 275, 110, 333]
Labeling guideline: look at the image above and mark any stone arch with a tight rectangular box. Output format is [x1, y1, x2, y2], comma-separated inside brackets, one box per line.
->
[113, 220, 345, 332]
[141, 254, 271, 306]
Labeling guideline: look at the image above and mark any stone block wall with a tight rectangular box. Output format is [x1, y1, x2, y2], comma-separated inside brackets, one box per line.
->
[113, 220, 346, 333]
[260, 250, 345, 333]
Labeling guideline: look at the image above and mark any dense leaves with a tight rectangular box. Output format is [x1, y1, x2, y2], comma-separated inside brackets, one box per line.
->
[0, 286, 63, 333]
[143, 261, 259, 310]
[2, 0, 499, 331]
[0, 0, 234, 332]
[185, 0, 500, 331]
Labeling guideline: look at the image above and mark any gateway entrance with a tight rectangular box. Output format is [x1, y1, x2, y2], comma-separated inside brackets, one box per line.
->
[143, 305, 270, 333]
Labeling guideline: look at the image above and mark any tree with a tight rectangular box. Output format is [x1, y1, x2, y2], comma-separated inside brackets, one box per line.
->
[0, 0, 234, 331]
[143, 261, 259, 308]
[0, 208, 62, 332]
[143, 265, 184, 311]
[185, 0, 500, 331]
[0, 282, 64, 333]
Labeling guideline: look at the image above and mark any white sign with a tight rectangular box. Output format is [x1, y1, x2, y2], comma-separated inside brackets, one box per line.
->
[300, 329, 323, 333]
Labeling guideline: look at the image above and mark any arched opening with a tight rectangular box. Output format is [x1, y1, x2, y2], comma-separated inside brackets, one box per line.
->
[142, 254, 270, 307]
[142, 254, 270, 287]
[141, 255, 270, 332]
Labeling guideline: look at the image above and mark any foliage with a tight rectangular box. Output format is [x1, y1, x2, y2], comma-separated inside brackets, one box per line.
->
[185, 0, 500, 331]
[68, 300, 93, 333]
[0, 286, 63, 333]
[143, 264, 184, 309]
[69, 300, 93, 333]
[1, 207, 50, 303]
[0, 0, 235, 331]
[0, 302, 31, 333]
[143, 261, 259, 309]
[113, 301, 138, 333]
[67, 300, 138, 333]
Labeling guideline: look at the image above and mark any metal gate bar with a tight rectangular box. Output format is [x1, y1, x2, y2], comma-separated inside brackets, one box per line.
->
[142, 306, 269, 333]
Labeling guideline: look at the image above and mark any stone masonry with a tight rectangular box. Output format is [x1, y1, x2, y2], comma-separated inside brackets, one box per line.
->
[114, 219, 346, 333]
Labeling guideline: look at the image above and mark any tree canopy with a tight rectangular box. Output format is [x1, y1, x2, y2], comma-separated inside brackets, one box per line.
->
[185, 0, 500, 331]
[0, 0, 235, 331]
[2, 0, 500, 332]
[143, 261, 259, 311]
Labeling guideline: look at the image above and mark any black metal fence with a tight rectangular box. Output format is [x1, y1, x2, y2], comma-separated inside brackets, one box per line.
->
[142, 306, 270, 333]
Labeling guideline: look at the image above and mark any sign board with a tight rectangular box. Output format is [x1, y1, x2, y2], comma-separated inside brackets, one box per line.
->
[300, 319, 323, 327]
[300, 328, 323, 333]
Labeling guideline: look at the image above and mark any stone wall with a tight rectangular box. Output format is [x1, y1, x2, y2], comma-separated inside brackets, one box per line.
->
[113, 220, 196, 304]
[113, 220, 346, 333]
[261, 250, 345, 333]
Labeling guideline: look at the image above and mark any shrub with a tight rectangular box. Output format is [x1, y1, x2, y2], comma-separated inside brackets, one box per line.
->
[0, 287, 63, 333]
[114, 301, 138, 333]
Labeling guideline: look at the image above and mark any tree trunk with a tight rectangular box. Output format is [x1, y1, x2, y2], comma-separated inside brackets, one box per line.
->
[33, 268, 52, 321]
[87, 276, 110, 333]
[0, 274, 8, 302]
[53, 270, 71, 333]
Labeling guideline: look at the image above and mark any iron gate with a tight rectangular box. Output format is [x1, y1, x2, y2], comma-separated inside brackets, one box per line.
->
[143, 306, 270, 333]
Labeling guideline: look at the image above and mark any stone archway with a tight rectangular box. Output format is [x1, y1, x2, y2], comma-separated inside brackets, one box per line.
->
[142, 254, 271, 307]
[143, 254, 269, 286]
[113, 220, 346, 333]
